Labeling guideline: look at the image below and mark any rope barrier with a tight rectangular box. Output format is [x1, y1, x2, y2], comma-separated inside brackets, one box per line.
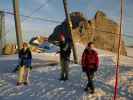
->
[4, 11, 61, 23]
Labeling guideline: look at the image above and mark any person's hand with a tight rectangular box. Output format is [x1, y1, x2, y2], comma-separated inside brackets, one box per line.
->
[53, 41, 60, 46]
[29, 66, 32, 71]
[82, 66, 86, 72]
[56, 51, 60, 54]
[93, 65, 98, 72]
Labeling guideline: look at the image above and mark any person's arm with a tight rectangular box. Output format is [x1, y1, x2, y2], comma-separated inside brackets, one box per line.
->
[27, 48, 32, 69]
[28, 48, 32, 59]
[81, 51, 85, 66]
[52, 41, 60, 46]
[94, 51, 99, 71]
[81, 50, 87, 72]
[18, 49, 22, 59]
[95, 52, 99, 67]
[63, 43, 69, 51]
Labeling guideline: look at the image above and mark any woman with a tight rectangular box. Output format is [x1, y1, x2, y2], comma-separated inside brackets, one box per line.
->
[17, 42, 32, 85]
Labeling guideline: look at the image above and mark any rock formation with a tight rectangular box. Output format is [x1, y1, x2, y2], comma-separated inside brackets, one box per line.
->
[72, 11, 127, 55]
[49, 11, 127, 55]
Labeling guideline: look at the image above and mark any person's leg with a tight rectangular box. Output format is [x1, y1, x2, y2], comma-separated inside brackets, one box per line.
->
[28, 59, 32, 70]
[13, 59, 21, 72]
[84, 71, 90, 91]
[88, 71, 95, 93]
[60, 58, 65, 80]
[22, 59, 30, 85]
[64, 60, 69, 80]
[17, 66, 25, 85]
[23, 67, 30, 85]
[84, 71, 94, 91]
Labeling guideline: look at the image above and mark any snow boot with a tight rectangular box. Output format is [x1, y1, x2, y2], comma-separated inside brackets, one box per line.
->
[64, 76, 68, 81]
[23, 82, 28, 85]
[59, 77, 65, 81]
[16, 82, 23, 86]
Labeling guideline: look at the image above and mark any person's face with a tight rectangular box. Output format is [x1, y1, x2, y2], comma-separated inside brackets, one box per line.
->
[87, 44, 94, 49]
[60, 36, 65, 42]
[90, 44, 94, 48]
[23, 44, 28, 49]
[62, 37, 65, 42]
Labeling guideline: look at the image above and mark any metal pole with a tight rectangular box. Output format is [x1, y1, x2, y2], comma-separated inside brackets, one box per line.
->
[113, 0, 124, 99]
[0, 11, 6, 55]
[12, 0, 23, 50]
[63, 0, 78, 64]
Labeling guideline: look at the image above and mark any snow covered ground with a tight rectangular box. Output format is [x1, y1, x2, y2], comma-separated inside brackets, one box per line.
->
[0, 45, 132, 100]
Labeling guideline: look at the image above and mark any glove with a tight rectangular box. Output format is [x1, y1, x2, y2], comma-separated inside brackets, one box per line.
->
[93, 65, 98, 72]
[29, 66, 32, 71]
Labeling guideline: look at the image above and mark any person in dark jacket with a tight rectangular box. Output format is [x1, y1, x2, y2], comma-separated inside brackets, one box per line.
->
[13, 43, 32, 72]
[18, 43, 32, 68]
[17, 42, 32, 85]
[57, 33, 71, 81]
[81, 42, 99, 93]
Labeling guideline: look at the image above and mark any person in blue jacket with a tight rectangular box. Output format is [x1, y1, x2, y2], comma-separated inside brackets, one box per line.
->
[57, 33, 71, 81]
[19, 42, 32, 68]
[16, 42, 32, 85]
[13, 43, 32, 72]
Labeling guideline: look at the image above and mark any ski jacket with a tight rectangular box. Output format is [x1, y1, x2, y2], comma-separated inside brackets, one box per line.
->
[81, 48, 99, 72]
[59, 41, 71, 60]
[19, 48, 32, 67]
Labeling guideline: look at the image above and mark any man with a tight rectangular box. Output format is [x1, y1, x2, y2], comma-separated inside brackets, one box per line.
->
[57, 33, 71, 81]
[81, 42, 99, 93]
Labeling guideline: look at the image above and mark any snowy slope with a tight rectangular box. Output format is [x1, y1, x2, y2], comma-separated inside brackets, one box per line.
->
[0, 45, 132, 100]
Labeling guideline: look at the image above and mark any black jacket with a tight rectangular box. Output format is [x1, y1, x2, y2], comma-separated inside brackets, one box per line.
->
[59, 41, 71, 60]
[18, 48, 32, 66]
[19, 48, 32, 60]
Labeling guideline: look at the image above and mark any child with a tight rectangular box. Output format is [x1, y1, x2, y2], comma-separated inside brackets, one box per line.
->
[17, 42, 32, 86]
[81, 42, 99, 93]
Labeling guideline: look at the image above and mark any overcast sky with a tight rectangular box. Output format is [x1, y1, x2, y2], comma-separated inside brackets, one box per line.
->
[0, 0, 133, 43]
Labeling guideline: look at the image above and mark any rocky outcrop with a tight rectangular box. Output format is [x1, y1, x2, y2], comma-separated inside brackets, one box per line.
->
[72, 11, 127, 55]
[49, 11, 127, 55]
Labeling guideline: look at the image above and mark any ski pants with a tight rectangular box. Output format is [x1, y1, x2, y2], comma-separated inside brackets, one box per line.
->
[60, 57, 69, 79]
[85, 71, 95, 91]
